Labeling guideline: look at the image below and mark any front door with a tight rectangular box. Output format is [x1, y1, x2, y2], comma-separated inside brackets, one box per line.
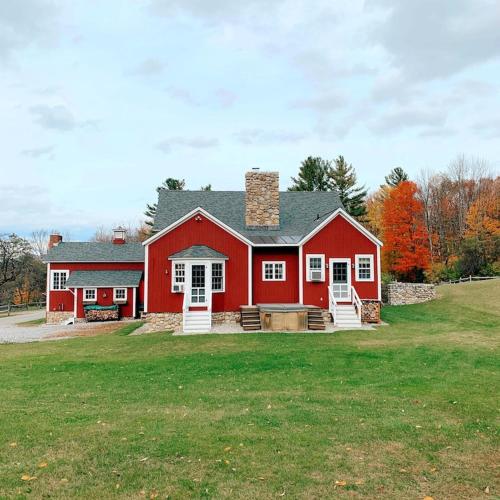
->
[190, 264, 207, 304]
[330, 258, 351, 301]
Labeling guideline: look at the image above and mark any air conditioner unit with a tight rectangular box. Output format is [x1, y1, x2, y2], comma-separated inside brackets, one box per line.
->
[173, 284, 185, 293]
[309, 270, 323, 282]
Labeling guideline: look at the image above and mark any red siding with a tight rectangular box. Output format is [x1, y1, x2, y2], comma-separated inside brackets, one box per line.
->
[75, 287, 136, 319]
[252, 247, 299, 304]
[48, 262, 144, 314]
[147, 213, 249, 313]
[303, 214, 379, 306]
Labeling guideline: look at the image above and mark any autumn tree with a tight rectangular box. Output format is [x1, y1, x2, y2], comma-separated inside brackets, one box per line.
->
[288, 156, 332, 191]
[365, 185, 391, 238]
[145, 177, 185, 228]
[382, 181, 430, 281]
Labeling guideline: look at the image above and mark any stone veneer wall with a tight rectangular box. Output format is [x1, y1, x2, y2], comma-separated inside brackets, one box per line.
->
[245, 171, 280, 229]
[384, 282, 436, 305]
[212, 311, 241, 325]
[46, 311, 74, 324]
[361, 300, 381, 323]
[143, 312, 183, 332]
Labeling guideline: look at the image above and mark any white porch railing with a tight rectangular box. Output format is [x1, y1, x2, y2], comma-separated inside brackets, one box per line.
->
[182, 289, 189, 331]
[351, 286, 362, 322]
[328, 285, 337, 324]
[182, 288, 213, 332]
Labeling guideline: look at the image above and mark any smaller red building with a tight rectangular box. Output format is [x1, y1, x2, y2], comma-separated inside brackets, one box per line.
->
[44, 169, 382, 331]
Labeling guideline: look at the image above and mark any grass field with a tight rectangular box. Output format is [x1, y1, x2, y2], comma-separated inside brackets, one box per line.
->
[0, 281, 498, 499]
[15, 317, 46, 327]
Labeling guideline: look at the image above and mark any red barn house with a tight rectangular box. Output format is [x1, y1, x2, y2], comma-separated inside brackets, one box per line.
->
[44, 170, 382, 332]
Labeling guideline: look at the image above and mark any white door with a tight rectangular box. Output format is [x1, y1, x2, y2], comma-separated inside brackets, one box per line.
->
[330, 258, 351, 301]
[190, 263, 207, 304]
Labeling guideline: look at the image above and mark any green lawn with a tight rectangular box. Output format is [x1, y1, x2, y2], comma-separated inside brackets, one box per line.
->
[0, 282, 498, 499]
[16, 318, 46, 327]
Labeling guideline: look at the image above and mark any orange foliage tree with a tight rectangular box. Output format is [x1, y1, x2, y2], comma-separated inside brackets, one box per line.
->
[382, 181, 430, 281]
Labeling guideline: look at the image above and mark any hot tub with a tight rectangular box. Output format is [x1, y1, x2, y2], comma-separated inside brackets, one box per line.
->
[258, 304, 310, 331]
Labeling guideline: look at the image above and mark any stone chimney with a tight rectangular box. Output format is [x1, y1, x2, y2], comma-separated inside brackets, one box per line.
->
[245, 169, 280, 229]
[112, 227, 127, 244]
[48, 233, 62, 250]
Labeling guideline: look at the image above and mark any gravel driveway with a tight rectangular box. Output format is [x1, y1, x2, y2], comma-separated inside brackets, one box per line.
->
[0, 310, 121, 344]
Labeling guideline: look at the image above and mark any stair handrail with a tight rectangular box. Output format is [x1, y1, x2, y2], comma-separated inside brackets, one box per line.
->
[351, 286, 362, 322]
[328, 285, 337, 324]
[182, 289, 189, 331]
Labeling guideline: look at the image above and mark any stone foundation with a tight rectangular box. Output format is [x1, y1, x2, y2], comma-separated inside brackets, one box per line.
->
[212, 311, 241, 325]
[361, 300, 381, 323]
[143, 312, 183, 332]
[384, 282, 436, 305]
[46, 311, 73, 324]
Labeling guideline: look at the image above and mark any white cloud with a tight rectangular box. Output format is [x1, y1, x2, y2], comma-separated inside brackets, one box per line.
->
[156, 136, 219, 153]
[234, 129, 306, 145]
[21, 145, 55, 158]
[30, 104, 77, 131]
[125, 58, 166, 76]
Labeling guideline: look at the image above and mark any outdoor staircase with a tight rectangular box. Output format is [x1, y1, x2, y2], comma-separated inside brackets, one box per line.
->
[240, 306, 261, 331]
[307, 307, 326, 330]
[183, 310, 212, 333]
[335, 304, 362, 328]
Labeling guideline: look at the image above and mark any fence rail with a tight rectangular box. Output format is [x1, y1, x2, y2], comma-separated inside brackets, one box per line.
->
[0, 301, 46, 317]
[440, 276, 499, 285]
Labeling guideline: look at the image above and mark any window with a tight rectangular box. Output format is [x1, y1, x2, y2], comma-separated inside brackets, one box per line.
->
[306, 254, 325, 282]
[172, 263, 185, 292]
[262, 261, 286, 281]
[211, 262, 224, 292]
[83, 288, 97, 302]
[113, 288, 127, 301]
[50, 270, 69, 290]
[355, 255, 374, 281]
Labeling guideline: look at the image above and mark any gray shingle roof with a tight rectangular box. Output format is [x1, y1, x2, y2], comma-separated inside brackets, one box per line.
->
[65, 270, 143, 288]
[43, 242, 144, 263]
[153, 191, 343, 243]
[169, 245, 228, 260]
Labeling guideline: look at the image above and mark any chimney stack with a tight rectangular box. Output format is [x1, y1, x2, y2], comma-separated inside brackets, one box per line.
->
[48, 233, 62, 249]
[245, 169, 280, 229]
[112, 227, 127, 244]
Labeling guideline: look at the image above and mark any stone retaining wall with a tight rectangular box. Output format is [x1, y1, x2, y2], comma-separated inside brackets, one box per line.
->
[384, 282, 436, 305]
[46, 311, 73, 324]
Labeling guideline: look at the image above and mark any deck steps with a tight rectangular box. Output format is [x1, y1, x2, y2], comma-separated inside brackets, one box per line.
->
[240, 306, 261, 331]
[308, 307, 326, 330]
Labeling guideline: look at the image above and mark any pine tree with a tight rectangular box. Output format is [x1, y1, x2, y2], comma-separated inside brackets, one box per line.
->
[144, 178, 185, 227]
[288, 156, 332, 191]
[200, 184, 212, 191]
[329, 156, 367, 217]
[385, 167, 409, 187]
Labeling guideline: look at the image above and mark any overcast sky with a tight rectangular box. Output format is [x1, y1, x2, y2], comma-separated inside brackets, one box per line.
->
[1, 0, 499, 240]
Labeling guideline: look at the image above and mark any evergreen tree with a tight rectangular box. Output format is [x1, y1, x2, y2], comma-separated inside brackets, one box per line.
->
[200, 184, 212, 191]
[385, 167, 409, 187]
[288, 156, 332, 191]
[145, 178, 185, 227]
[329, 156, 367, 217]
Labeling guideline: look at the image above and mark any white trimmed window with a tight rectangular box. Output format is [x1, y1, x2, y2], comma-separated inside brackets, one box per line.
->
[172, 263, 186, 292]
[113, 288, 127, 301]
[50, 270, 69, 290]
[83, 288, 97, 302]
[306, 254, 325, 282]
[211, 262, 225, 292]
[262, 261, 286, 281]
[355, 254, 374, 282]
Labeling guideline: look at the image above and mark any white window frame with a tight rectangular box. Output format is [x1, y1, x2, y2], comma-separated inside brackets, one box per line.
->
[171, 262, 186, 293]
[306, 254, 325, 282]
[83, 288, 97, 302]
[50, 270, 69, 291]
[355, 254, 374, 282]
[262, 261, 286, 282]
[211, 261, 225, 293]
[113, 288, 127, 301]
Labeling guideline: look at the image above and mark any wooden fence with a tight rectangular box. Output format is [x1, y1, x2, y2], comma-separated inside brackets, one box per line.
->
[0, 301, 46, 317]
[440, 276, 499, 285]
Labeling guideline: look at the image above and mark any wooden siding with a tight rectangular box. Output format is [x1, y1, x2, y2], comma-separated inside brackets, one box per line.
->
[302, 213, 379, 306]
[146, 213, 249, 313]
[252, 247, 299, 304]
[48, 262, 144, 314]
